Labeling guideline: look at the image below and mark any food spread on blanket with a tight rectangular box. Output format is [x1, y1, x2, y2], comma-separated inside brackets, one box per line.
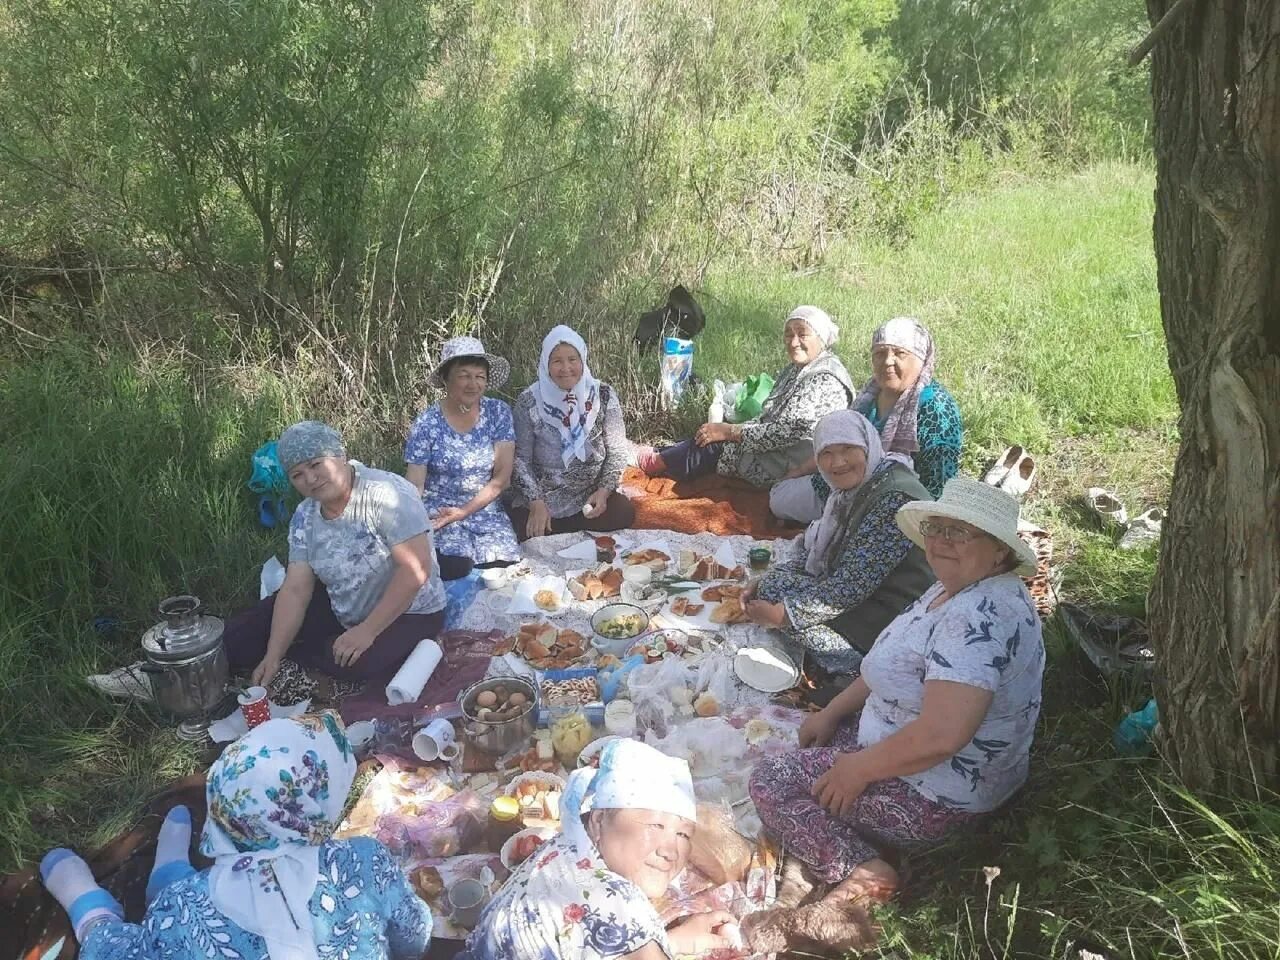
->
[335, 531, 807, 946]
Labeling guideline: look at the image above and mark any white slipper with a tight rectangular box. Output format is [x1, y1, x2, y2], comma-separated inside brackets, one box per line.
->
[1119, 507, 1164, 550]
[1085, 487, 1128, 528]
[87, 661, 154, 702]
[999, 452, 1036, 498]
[982, 446, 1024, 487]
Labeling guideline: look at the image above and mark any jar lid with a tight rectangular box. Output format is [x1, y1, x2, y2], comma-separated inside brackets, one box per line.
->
[491, 796, 521, 821]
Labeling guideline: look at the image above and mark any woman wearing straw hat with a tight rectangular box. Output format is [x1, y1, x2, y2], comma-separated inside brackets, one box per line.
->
[750, 478, 1043, 910]
[405, 336, 521, 578]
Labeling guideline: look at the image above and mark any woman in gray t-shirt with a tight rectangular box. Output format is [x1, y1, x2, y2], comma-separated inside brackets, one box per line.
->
[221, 421, 447, 689]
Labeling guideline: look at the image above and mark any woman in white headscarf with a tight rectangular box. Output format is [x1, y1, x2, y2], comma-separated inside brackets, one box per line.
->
[507, 325, 635, 540]
[744, 409, 935, 675]
[38, 712, 432, 960]
[636, 306, 855, 488]
[460, 739, 736, 960]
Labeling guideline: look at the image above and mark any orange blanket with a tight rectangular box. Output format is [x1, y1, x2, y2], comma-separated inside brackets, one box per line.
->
[621, 467, 804, 540]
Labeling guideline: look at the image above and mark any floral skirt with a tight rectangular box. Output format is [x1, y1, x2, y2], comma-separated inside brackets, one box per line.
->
[749, 717, 981, 883]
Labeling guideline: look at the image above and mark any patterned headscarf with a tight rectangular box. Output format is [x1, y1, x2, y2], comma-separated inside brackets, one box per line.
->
[533, 325, 602, 466]
[803, 411, 886, 577]
[277, 421, 346, 473]
[786, 305, 840, 347]
[201, 712, 356, 960]
[850, 317, 937, 455]
[560, 739, 696, 850]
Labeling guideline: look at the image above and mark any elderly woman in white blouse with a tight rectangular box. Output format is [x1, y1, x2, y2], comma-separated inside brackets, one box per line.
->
[506, 325, 634, 540]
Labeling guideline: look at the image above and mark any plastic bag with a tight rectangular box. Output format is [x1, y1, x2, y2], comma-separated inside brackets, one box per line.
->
[259, 556, 286, 599]
[708, 380, 727, 424]
[733, 373, 775, 422]
[373, 790, 488, 859]
[644, 717, 748, 778]
[659, 336, 695, 410]
[247, 440, 288, 494]
[599, 654, 645, 702]
[694, 653, 737, 710]
[721, 382, 746, 423]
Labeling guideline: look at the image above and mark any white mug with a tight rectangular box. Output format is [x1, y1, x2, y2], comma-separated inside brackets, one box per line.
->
[446, 866, 494, 927]
[412, 717, 458, 761]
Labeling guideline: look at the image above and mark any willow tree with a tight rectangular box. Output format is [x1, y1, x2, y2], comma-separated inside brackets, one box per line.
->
[1142, 0, 1280, 792]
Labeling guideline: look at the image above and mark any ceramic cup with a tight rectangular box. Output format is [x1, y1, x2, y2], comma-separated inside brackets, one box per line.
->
[412, 717, 459, 762]
[238, 686, 271, 730]
[446, 873, 492, 928]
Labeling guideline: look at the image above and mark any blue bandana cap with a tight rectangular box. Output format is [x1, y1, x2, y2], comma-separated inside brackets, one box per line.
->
[277, 421, 346, 473]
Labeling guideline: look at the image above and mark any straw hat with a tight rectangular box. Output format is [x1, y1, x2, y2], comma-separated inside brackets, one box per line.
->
[430, 335, 510, 390]
[896, 477, 1038, 576]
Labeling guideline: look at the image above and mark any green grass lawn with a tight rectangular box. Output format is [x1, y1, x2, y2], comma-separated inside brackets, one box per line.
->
[5, 160, 1275, 957]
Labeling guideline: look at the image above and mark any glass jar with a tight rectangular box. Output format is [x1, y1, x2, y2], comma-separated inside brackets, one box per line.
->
[748, 546, 772, 571]
[595, 536, 617, 563]
[548, 703, 594, 767]
[604, 699, 636, 738]
[486, 795, 522, 852]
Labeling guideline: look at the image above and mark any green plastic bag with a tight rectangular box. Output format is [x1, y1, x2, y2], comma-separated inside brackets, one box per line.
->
[733, 373, 774, 422]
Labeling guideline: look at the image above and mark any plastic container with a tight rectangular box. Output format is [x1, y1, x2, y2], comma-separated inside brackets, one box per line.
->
[604, 699, 636, 738]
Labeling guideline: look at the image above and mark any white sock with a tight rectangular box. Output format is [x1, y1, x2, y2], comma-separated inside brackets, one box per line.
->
[40, 849, 122, 942]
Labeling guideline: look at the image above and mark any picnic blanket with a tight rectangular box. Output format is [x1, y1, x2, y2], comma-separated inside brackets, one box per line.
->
[621, 466, 804, 540]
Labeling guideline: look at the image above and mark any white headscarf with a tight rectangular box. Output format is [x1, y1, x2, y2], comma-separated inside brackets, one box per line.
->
[803, 410, 887, 577]
[533, 325, 602, 466]
[786, 305, 840, 347]
[201, 712, 356, 960]
[560, 738, 696, 850]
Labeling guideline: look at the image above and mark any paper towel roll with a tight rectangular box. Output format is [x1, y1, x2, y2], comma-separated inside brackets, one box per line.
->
[386, 638, 443, 705]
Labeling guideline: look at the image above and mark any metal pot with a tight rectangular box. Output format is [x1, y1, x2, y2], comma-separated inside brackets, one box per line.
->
[460, 676, 538, 755]
[140, 595, 229, 725]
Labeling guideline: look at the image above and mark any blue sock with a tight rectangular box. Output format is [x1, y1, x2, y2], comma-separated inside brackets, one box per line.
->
[146, 805, 195, 904]
[40, 849, 123, 942]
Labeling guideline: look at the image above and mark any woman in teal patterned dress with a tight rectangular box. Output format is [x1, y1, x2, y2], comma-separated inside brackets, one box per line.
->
[39, 712, 432, 960]
[771, 316, 962, 522]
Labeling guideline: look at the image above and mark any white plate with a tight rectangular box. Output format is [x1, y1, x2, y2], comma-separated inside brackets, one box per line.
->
[733, 645, 800, 693]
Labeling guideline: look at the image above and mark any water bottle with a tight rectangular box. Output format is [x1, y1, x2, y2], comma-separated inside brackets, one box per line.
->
[1113, 698, 1158, 756]
[707, 379, 726, 423]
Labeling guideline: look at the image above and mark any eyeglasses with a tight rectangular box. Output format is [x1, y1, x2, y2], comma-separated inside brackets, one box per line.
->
[919, 519, 980, 544]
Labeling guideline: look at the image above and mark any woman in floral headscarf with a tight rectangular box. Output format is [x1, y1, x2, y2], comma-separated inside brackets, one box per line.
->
[771, 316, 962, 522]
[460, 739, 736, 960]
[39, 712, 432, 960]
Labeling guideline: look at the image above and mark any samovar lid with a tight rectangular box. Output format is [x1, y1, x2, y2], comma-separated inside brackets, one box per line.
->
[141, 595, 224, 661]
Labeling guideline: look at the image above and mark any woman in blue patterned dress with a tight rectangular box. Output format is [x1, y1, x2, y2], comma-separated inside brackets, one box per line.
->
[405, 336, 521, 579]
[39, 711, 432, 960]
[460, 738, 737, 960]
[744, 410, 936, 675]
[771, 316, 963, 521]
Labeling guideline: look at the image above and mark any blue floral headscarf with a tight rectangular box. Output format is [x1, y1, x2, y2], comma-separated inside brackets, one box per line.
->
[201, 711, 356, 960]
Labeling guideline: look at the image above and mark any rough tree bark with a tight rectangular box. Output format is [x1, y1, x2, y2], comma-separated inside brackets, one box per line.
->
[1145, 0, 1280, 793]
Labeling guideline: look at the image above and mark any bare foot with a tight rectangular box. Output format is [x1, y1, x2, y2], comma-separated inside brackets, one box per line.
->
[825, 858, 899, 906]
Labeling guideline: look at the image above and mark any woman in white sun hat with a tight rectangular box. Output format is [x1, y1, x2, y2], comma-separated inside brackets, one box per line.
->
[750, 478, 1043, 913]
[405, 336, 521, 578]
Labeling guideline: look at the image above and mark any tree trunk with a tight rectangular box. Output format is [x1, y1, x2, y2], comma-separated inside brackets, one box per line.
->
[1146, 0, 1280, 793]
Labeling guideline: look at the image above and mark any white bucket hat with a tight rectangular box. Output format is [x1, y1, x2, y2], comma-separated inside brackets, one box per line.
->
[430, 335, 510, 390]
[896, 477, 1039, 576]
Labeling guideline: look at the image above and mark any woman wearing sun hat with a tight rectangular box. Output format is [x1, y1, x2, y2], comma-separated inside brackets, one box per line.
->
[750, 478, 1043, 912]
[405, 335, 521, 577]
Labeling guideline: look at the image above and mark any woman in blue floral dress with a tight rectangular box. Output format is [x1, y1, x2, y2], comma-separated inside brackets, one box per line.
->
[39, 711, 432, 960]
[460, 739, 736, 960]
[744, 410, 936, 675]
[405, 336, 521, 578]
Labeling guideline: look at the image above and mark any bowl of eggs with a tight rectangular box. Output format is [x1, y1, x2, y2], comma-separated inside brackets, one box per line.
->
[460, 676, 538, 755]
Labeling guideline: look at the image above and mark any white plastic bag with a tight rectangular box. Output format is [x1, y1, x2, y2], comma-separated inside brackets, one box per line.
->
[259, 556, 286, 599]
[644, 717, 748, 778]
[694, 653, 738, 709]
[708, 379, 727, 424]
[721, 381, 746, 423]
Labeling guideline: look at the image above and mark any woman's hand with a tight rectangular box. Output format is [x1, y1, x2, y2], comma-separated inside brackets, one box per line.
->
[583, 488, 611, 519]
[432, 506, 467, 530]
[526, 500, 552, 539]
[694, 422, 736, 447]
[251, 655, 282, 688]
[666, 910, 737, 954]
[332, 624, 377, 669]
[812, 752, 872, 817]
[746, 599, 787, 628]
[799, 707, 841, 748]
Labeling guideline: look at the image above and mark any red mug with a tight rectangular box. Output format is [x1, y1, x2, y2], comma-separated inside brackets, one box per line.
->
[238, 686, 271, 729]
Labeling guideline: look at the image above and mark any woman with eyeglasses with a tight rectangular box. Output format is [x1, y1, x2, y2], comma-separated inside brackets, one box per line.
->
[742, 409, 935, 675]
[749, 477, 1044, 913]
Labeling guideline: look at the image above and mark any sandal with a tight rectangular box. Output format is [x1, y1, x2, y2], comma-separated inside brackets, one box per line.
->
[981, 445, 1024, 487]
[1084, 487, 1128, 529]
[1118, 506, 1164, 550]
[998, 451, 1036, 498]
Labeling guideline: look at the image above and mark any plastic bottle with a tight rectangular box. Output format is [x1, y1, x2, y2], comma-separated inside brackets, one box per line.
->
[1113, 698, 1159, 756]
[707, 379, 727, 423]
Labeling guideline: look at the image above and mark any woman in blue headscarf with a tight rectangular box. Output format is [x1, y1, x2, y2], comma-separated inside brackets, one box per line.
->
[39, 712, 432, 960]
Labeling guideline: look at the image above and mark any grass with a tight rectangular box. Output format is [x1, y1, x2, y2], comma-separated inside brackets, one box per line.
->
[4, 159, 1277, 958]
